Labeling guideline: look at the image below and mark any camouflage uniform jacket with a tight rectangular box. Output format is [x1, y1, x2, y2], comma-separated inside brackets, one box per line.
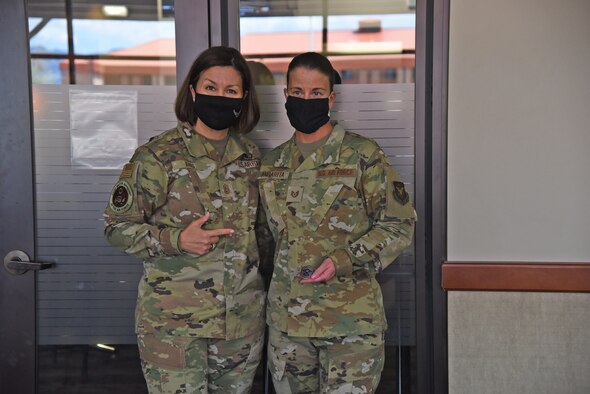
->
[259, 123, 416, 338]
[104, 123, 266, 340]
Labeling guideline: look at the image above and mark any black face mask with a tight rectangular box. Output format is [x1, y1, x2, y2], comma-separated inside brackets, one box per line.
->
[194, 93, 243, 131]
[285, 96, 330, 134]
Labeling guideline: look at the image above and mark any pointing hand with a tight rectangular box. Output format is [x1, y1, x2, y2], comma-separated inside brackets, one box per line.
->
[179, 212, 234, 255]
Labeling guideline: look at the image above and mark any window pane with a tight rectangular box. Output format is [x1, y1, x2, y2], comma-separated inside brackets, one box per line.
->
[28, 0, 177, 86]
[72, 20, 175, 56]
[28, 1, 69, 83]
[240, 1, 415, 85]
[30, 17, 69, 55]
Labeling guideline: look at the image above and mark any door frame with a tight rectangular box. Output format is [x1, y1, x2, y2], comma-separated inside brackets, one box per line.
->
[415, 0, 450, 392]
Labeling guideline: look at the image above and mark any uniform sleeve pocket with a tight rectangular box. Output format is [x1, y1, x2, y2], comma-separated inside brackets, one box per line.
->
[137, 334, 188, 370]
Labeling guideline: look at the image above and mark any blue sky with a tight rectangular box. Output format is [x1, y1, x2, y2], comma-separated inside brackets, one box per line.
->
[29, 14, 415, 55]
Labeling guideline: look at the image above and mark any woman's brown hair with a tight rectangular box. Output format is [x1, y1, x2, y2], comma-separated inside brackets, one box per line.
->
[286, 52, 337, 92]
[175, 46, 260, 134]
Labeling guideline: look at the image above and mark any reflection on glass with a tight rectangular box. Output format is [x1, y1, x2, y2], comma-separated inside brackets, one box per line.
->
[31, 59, 69, 84]
[247, 60, 276, 85]
[74, 58, 177, 86]
[240, 11, 415, 85]
[38, 345, 147, 394]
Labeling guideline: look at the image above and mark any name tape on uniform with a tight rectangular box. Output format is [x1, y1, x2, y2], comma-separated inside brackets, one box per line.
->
[260, 170, 289, 179]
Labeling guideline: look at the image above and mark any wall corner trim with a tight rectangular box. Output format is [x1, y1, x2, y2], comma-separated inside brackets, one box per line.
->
[442, 262, 590, 292]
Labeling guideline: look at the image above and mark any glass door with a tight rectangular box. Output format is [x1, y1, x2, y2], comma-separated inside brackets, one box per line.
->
[239, 1, 418, 392]
[2, 1, 427, 393]
[29, 0, 178, 389]
[1, 1, 178, 393]
[4, 2, 268, 393]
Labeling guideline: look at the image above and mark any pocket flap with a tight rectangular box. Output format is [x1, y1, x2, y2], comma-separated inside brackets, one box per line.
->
[262, 181, 286, 233]
[306, 183, 345, 231]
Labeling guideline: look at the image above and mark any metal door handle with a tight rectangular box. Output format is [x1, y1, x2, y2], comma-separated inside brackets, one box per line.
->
[3, 250, 55, 275]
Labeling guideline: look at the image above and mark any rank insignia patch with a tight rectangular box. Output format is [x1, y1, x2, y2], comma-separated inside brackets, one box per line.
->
[393, 181, 409, 205]
[119, 162, 138, 179]
[109, 181, 133, 213]
[286, 186, 304, 202]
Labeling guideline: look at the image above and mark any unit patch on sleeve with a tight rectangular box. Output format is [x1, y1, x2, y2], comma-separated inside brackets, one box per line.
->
[393, 181, 410, 205]
[109, 181, 133, 213]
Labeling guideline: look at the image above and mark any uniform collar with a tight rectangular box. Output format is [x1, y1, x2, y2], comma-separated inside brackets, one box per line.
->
[274, 122, 345, 171]
[178, 122, 248, 166]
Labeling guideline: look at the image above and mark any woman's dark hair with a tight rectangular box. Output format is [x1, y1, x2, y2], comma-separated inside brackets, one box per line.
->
[175, 46, 260, 134]
[286, 52, 337, 92]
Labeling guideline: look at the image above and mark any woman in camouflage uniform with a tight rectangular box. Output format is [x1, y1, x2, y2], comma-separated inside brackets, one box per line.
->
[259, 52, 416, 393]
[104, 47, 267, 393]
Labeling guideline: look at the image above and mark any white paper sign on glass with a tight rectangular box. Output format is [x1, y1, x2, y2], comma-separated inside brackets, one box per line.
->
[70, 89, 138, 169]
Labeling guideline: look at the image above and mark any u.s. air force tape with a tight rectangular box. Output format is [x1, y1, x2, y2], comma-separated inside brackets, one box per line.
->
[109, 180, 133, 213]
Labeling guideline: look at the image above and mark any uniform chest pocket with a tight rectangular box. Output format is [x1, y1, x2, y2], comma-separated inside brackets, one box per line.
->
[222, 165, 255, 204]
[307, 176, 359, 232]
[221, 167, 259, 228]
[162, 160, 205, 223]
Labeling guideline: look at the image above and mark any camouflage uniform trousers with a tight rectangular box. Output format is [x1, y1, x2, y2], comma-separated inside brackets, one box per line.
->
[137, 329, 264, 394]
[267, 326, 385, 394]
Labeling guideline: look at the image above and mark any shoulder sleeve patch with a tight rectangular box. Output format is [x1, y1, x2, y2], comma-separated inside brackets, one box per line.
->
[109, 180, 134, 213]
[392, 181, 410, 205]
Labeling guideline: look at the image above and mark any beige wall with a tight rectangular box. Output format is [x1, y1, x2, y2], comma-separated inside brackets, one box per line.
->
[448, 292, 590, 393]
[447, 0, 590, 392]
[448, 0, 590, 261]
